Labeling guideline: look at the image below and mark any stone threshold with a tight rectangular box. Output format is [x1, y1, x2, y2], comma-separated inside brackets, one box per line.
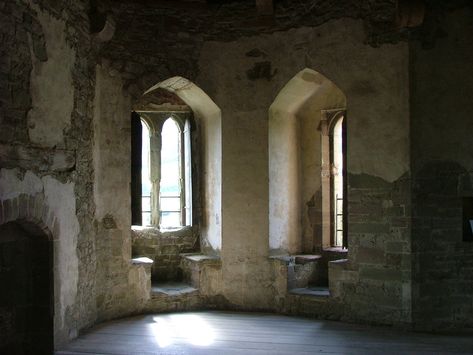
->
[289, 286, 330, 297]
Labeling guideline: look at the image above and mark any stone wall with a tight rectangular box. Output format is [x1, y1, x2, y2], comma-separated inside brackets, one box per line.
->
[132, 227, 199, 282]
[97, 9, 413, 322]
[343, 174, 412, 325]
[0, 0, 97, 347]
[410, 6, 473, 331]
[1, 0, 472, 349]
[195, 18, 410, 314]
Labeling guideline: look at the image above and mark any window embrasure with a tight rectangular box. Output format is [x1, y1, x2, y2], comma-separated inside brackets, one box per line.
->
[132, 111, 193, 229]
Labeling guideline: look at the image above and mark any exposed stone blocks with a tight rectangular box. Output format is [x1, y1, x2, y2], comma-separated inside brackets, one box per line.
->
[342, 173, 411, 324]
[180, 254, 221, 295]
[0, 144, 76, 172]
[411, 163, 473, 330]
[132, 227, 199, 282]
[0, 194, 55, 240]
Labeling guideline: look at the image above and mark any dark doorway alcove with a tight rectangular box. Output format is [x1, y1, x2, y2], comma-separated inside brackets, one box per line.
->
[0, 221, 54, 355]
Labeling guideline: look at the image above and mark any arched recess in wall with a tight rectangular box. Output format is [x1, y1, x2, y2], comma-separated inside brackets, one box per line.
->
[269, 68, 347, 255]
[0, 196, 55, 354]
[139, 77, 222, 252]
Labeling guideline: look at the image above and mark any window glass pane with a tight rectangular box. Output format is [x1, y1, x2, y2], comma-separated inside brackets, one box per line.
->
[160, 119, 181, 198]
[160, 118, 181, 228]
[160, 196, 181, 212]
[337, 215, 343, 228]
[184, 119, 192, 226]
[333, 117, 344, 246]
[142, 196, 151, 213]
[141, 121, 152, 198]
[142, 212, 151, 227]
[160, 212, 181, 229]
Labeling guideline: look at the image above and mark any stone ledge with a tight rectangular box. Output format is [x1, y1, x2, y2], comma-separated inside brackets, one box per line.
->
[132, 225, 194, 234]
[131, 256, 154, 265]
[329, 258, 349, 266]
[324, 247, 348, 253]
[181, 253, 221, 265]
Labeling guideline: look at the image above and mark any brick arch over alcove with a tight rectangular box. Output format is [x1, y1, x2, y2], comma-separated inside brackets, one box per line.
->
[0, 193, 57, 241]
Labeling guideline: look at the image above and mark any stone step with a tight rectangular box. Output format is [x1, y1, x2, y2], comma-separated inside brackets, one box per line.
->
[289, 286, 330, 297]
[151, 281, 198, 297]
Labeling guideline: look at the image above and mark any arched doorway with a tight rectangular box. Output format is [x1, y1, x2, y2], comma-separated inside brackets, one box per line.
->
[0, 221, 53, 354]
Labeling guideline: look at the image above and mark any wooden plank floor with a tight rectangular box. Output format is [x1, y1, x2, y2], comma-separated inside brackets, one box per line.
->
[56, 311, 473, 355]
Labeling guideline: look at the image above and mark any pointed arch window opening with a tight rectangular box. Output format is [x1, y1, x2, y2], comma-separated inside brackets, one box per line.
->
[331, 116, 344, 247]
[136, 113, 192, 229]
[321, 109, 348, 250]
[160, 118, 183, 228]
[141, 120, 152, 226]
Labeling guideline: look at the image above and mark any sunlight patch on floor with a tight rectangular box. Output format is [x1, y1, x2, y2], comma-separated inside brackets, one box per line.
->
[150, 314, 216, 348]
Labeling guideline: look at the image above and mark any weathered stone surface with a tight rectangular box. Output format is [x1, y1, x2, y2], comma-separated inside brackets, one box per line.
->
[132, 227, 199, 282]
[1, 0, 472, 350]
[0, 143, 75, 172]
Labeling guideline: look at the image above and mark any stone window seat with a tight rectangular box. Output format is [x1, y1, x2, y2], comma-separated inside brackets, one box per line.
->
[181, 253, 221, 264]
[180, 253, 221, 290]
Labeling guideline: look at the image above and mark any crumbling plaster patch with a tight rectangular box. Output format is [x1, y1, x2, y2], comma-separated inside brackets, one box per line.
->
[43, 175, 79, 332]
[27, 6, 75, 148]
[0, 169, 43, 199]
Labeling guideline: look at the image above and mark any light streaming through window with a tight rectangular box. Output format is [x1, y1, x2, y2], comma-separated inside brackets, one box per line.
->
[160, 119, 181, 228]
[333, 117, 344, 246]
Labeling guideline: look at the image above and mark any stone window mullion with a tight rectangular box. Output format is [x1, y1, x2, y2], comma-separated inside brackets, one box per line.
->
[149, 120, 164, 226]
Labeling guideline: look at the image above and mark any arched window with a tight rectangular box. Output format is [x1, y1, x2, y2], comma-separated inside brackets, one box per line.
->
[331, 116, 345, 247]
[132, 112, 193, 229]
[321, 109, 347, 249]
[141, 120, 152, 226]
[160, 118, 183, 228]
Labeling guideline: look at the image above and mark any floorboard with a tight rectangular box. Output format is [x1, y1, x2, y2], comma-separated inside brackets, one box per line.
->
[56, 311, 473, 355]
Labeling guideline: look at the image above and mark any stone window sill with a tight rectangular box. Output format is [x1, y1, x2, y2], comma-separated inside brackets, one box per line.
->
[130, 256, 154, 266]
[323, 246, 348, 253]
